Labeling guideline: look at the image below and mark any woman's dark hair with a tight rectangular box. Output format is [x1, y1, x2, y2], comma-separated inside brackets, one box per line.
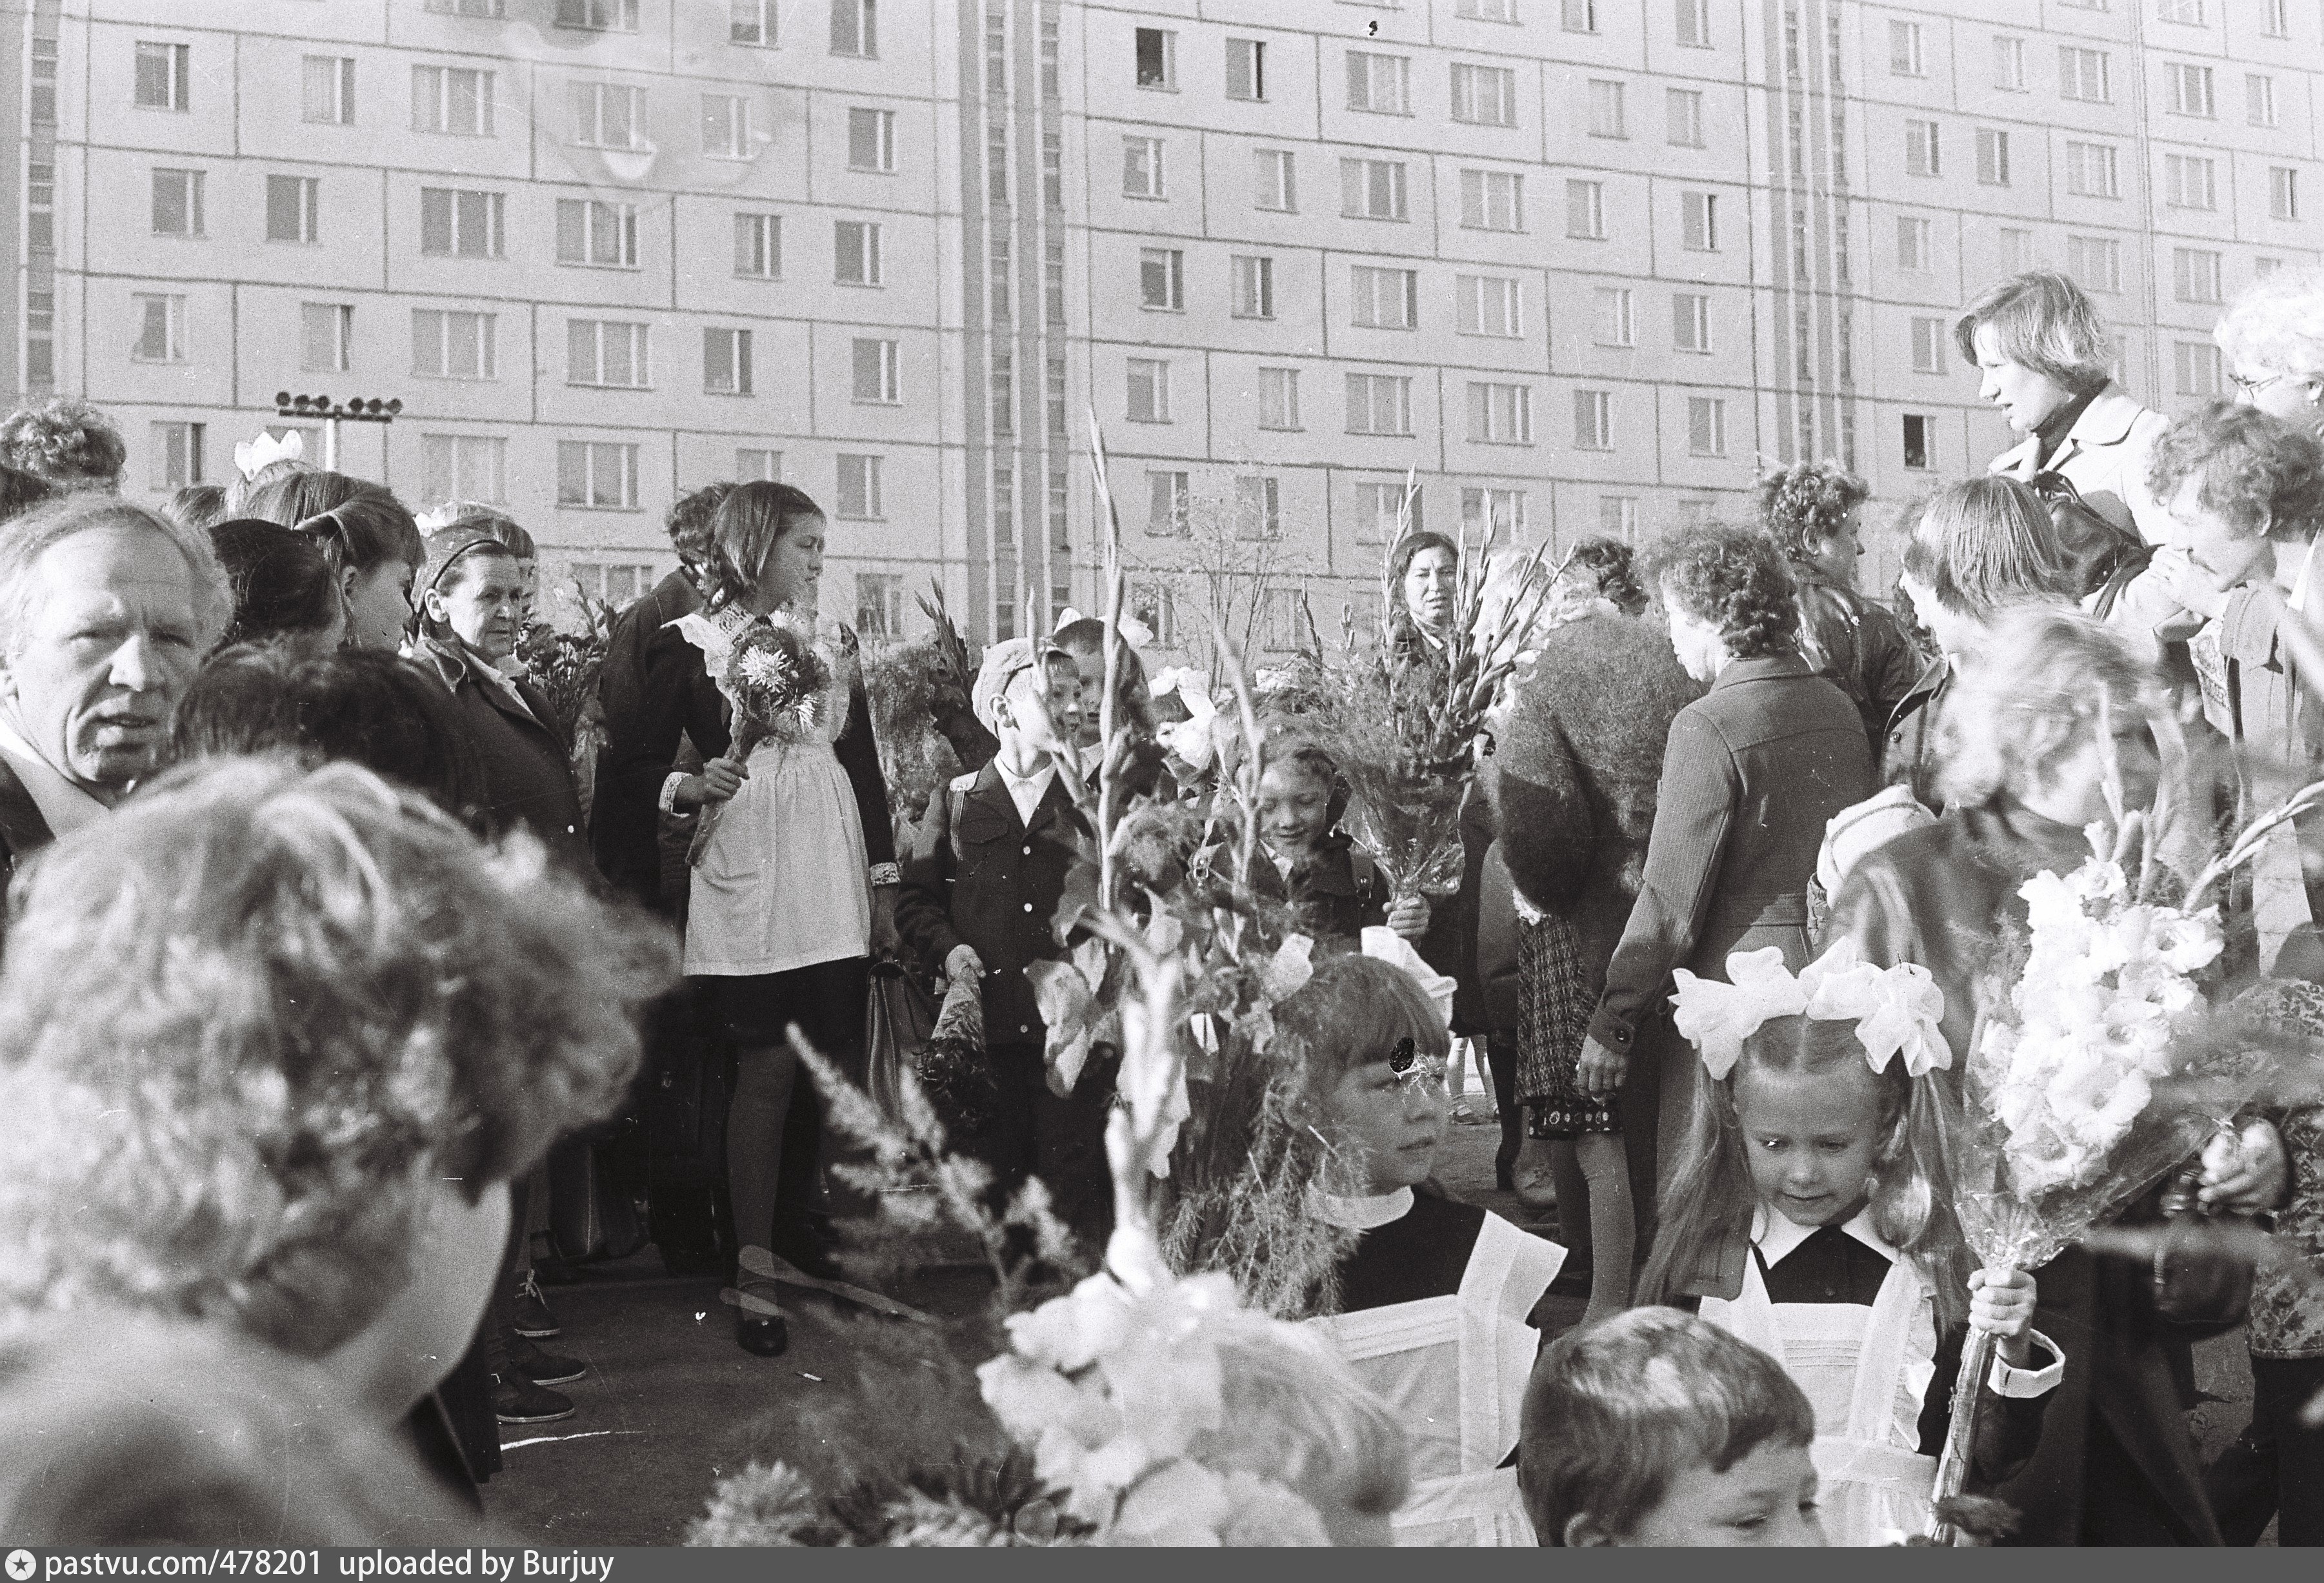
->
[0, 463, 53, 525]
[246, 470, 425, 581]
[1562, 536, 1647, 614]
[1644, 525, 1801, 660]
[668, 481, 738, 589]
[164, 483, 228, 532]
[1387, 530, 1459, 592]
[2145, 401, 2324, 543]
[0, 398, 126, 490]
[693, 481, 825, 612]
[208, 519, 343, 650]
[170, 647, 485, 819]
[1756, 461, 1870, 563]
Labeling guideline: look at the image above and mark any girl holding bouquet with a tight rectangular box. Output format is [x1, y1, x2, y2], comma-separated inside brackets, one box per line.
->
[1638, 941, 2065, 1546]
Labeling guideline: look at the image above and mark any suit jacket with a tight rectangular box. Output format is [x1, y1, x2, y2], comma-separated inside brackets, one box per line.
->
[588, 572, 722, 911]
[415, 640, 590, 878]
[896, 762, 1088, 1048]
[0, 754, 54, 900]
[1587, 653, 1874, 1053]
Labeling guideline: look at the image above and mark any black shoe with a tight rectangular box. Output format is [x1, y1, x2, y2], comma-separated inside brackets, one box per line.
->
[767, 1213, 847, 1284]
[512, 1271, 561, 1339]
[736, 1312, 789, 1356]
[492, 1371, 575, 1425]
[508, 1333, 586, 1387]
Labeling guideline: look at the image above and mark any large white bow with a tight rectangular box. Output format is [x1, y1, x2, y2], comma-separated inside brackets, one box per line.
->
[233, 429, 303, 481]
[1671, 940, 1950, 1081]
[1054, 607, 1155, 650]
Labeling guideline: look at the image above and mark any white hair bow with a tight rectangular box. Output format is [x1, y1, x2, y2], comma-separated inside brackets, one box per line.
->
[233, 429, 303, 481]
[1054, 606, 1155, 651]
[1671, 940, 1950, 1081]
[1147, 667, 1218, 772]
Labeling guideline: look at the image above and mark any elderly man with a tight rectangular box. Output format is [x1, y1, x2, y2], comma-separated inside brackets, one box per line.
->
[0, 495, 228, 880]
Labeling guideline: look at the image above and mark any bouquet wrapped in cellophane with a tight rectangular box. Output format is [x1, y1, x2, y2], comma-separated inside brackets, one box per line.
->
[688, 616, 832, 866]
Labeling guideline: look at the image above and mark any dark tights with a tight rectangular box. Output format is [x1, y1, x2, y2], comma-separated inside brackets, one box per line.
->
[719, 957, 868, 1258]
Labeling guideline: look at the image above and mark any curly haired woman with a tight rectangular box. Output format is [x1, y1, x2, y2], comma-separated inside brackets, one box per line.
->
[1574, 525, 1874, 1211]
[0, 397, 125, 492]
[1758, 461, 1922, 747]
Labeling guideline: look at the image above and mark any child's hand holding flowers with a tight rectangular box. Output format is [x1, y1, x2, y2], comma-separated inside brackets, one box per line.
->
[1965, 1268, 2039, 1368]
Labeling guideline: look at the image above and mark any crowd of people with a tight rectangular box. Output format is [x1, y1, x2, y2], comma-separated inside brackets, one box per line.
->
[0, 261, 2318, 1547]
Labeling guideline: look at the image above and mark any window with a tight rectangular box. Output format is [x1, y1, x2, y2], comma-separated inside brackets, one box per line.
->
[1681, 192, 1719, 251]
[28, 36, 52, 128]
[1676, 0, 1710, 46]
[135, 41, 190, 110]
[2165, 155, 2218, 210]
[1458, 275, 1521, 338]
[303, 56, 355, 125]
[2176, 340, 2223, 398]
[419, 188, 505, 258]
[1666, 89, 1705, 148]
[1566, 179, 1606, 239]
[2272, 167, 2301, 222]
[573, 83, 645, 148]
[26, 163, 50, 254]
[1460, 170, 1524, 231]
[1135, 27, 1176, 90]
[133, 294, 186, 362]
[703, 94, 756, 159]
[1563, 0, 1600, 30]
[2059, 47, 2111, 103]
[1600, 495, 1638, 541]
[1227, 38, 1267, 102]
[2169, 63, 2216, 119]
[558, 441, 639, 509]
[2065, 142, 2118, 199]
[1341, 159, 1408, 220]
[1889, 21, 1924, 77]
[706, 328, 754, 395]
[831, 0, 878, 58]
[1259, 368, 1301, 431]
[299, 303, 352, 373]
[2264, 0, 2290, 34]
[1687, 397, 1726, 457]
[848, 108, 896, 171]
[1588, 80, 1626, 139]
[152, 423, 205, 491]
[427, 0, 506, 14]
[1357, 481, 1417, 544]
[1976, 129, 2010, 187]
[151, 169, 204, 237]
[1255, 149, 1296, 212]
[2249, 74, 2278, 128]
[422, 435, 506, 505]
[2172, 248, 2223, 305]
[1347, 52, 1411, 115]
[734, 212, 781, 277]
[852, 574, 907, 641]
[1594, 287, 1635, 347]
[1905, 120, 1939, 178]
[412, 66, 494, 135]
[1127, 359, 1172, 423]
[1902, 414, 1933, 471]
[1910, 317, 1947, 374]
[1145, 472, 1190, 537]
[1453, 63, 1518, 127]
[836, 219, 883, 284]
[1137, 248, 1185, 312]
[1573, 390, 1612, 450]
[266, 176, 320, 243]
[1350, 266, 1419, 330]
[557, 199, 638, 268]
[1672, 294, 1712, 354]
[1896, 215, 1932, 271]
[1461, 0, 1519, 19]
[2066, 235, 2122, 294]
[567, 319, 650, 388]
[1123, 137, 1165, 198]
[2158, 0, 2205, 23]
[1999, 228, 2034, 272]
[731, 1, 777, 45]
[412, 309, 496, 379]
[1232, 256, 1274, 319]
[736, 448, 783, 481]
[558, 0, 638, 27]
[1347, 373, 1413, 436]
[1235, 476, 1282, 541]
[2258, 257, 2284, 279]
[1993, 36, 2026, 92]
[1463, 487, 1526, 541]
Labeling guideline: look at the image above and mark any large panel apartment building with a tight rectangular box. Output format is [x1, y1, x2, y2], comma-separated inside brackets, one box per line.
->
[4, 0, 2317, 654]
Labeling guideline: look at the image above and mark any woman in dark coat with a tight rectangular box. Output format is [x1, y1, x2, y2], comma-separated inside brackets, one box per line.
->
[1758, 461, 1923, 750]
[1574, 526, 1874, 1205]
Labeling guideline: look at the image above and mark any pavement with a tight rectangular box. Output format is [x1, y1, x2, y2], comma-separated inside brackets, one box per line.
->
[481, 1075, 2265, 1544]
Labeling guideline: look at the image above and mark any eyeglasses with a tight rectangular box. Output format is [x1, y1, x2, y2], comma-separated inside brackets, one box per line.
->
[2228, 370, 2290, 397]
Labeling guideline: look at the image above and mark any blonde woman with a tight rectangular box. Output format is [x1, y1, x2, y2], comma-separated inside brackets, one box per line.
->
[2216, 263, 2324, 438]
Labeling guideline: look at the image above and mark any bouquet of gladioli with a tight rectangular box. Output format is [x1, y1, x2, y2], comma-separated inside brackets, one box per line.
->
[689, 617, 832, 865]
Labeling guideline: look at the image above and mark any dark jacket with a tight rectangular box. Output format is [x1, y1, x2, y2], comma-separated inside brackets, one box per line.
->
[416, 640, 590, 878]
[588, 572, 719, 911]
[1474, 842, 1523, 1040]
[1243, 832, 1390, 955]
[0, 755, 55, 900]
[1794, 568, 1925, 750]
[1879, 654, 1952, 807]
[897, 761, 1089, 1049]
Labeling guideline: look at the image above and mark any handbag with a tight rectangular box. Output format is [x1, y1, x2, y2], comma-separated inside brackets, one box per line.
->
[2027, 470, 2152, 607]
[866, 956, 939, 1129]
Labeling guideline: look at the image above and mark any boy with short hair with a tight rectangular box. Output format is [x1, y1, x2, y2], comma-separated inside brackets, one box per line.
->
[1519, 1308, 1826, 1548]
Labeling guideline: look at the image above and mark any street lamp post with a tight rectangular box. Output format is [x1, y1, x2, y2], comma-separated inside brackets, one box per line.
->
[274, 392, 403, 473]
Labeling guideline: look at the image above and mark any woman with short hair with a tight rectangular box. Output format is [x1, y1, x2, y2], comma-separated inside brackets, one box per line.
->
[244, 470, 426, 654]
[1758, 460, 1922, 747]
[2215, 263, 2324, 437]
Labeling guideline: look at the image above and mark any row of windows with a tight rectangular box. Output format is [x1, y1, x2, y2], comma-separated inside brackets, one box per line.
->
[1894, 214, 2298, 282]
[1900, 124, 2299, 199]
[422, 0, 877, 53]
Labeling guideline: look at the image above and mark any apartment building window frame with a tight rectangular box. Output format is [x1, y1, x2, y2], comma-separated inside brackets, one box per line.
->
[2168, 62, 2216, 120]
[1356, 479, 1418, 545]
[1905, 120, 1941, 179]
[419, 187, 506, 259]
[1563, 0, 1600, 34]
[1681, 191, 1719, 252]
[1347, 372, 1415, 438]
[1587, 79, 1627, 140]
[1461, 0, 1519, 21]
[1231, 255, 1275, 320]
[1672, 292, 1713, 355]
[1123, 137, 1166, 199]
[1347, 51, 1413, 116]
[1139, 248, 1186, 312]
[266, 175, 321, 244]
[572, 81, 647, 150]
[26, 163, 52, 255]
[132, 293, 187, 363]
[2249, 74, 2278, 129]
[300, 302, 352, 374]
[134, 40, 192, 112]
[557, 440, 640, 510]
[1566, 179, 1606, 240]
[734, 212, 781, 278]
[421, 434, 508, 505]
[1350, 265, 1420, 331]
[412, 65, 495, 136]
[2172, 248, 2223, 307]
[412, 308, 497, 381]
[736, 447, 783, 482]
[2263, 0, 2290, 35]
[1457, 274, 1522, 339]
[2175, 339, 2223, 398]
[1600, 494, 1639, 541]
[427, 1, 508, 14]
[302, 55, 356, 125]
[2270, 167, 2301, 223]
[1975, 128, 2011, 188]
[1902, 414, 1934, 472]
[567, 318, 652, 389]
[2158, 0, 2207, 23]
[1452, 63, 1518, 128]
[2065, 141, 2119, 199]
[1145, 471, 1190, 537]
[848, 107, 897, 172]
[730, 1, 778, 46]
[705, 327, 756, 396]
[1235, 476, 1283, 542]
[151, 422, 205, 492]
[835, 219, 884, 285]
[1227, 39, 1267, 103]
[1254, 148, 1296, 212]
[1993, 36, 2027, 92]
[2165, 154, 2218, 211]
[830, 0, 879, 59]
[1127, 358, 1172, 423]
[1999, 227, 2034, 273]
[1594, 287, 1636, 348]
[1910, 317, 1947, 375]
[2066, 234, 2123, 295]
[1897, 214, 1932, 271]
[854, 573, 907, 641]
[1573, 389, 1613, 451]
[1135, 28, 1176, 92]
[1459, 169, 1524, 232]
[1888, 21, 1925, 78]
[1468, 382, 1532, 446]
[2059, 47, 2112, 105]
[1258, 368, 1301, 432]
[557, 198, 640, 269]
[1667, 88, 1705, 148]
[1462, 487, 1526, 542]
[1341, 158, 1408, 221]
[1687, 396, 1728, 458]
[151, 168, 205, 238]
[557, 0, 639, 30]
[702, 94, 757, 159]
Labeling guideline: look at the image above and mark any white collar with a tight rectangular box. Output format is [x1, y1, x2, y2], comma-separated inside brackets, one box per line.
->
[0, 711, 111, 839]
[1316, 1187, 1414, 1231]
[1750, 1203, 1898, 1269]
[992, 756, 1056, 794]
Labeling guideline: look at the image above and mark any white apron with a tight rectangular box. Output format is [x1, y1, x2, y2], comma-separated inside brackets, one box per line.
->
[1307, 1213, 1565, 1546]
[1701, 1250, 1937, 1547]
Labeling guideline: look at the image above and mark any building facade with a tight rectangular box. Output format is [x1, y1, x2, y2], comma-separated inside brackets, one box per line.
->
[8, 0, 2319, 652]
